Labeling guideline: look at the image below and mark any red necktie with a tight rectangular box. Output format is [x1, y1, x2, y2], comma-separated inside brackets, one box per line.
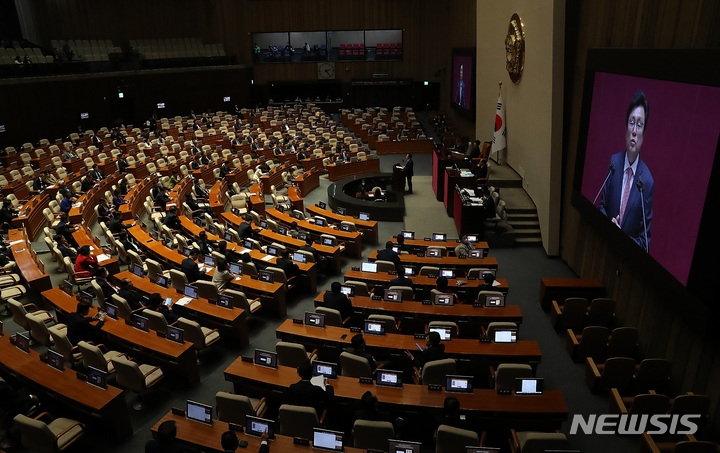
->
[618, 167, 633, 224]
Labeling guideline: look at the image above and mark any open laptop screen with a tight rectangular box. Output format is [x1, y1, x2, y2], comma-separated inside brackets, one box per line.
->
[515, 378, 544, 395]
[312, 361, 338, 379]
[359, 212, 370, 221]
[245, 416, 275, 439]
[484, 294, 506, 307]
[361, 262, 377, 273]
[466, 234, 479, 243]
[254, 349, 278, 369]
[433, 293, 454, 306]
[304, 312, 325, 328]
[389, 440, 422, 453]
[167, 325, 184, 344]
[340, 285, 354, 297]
[87, 366, 108, 389]
[401, 231, 415, 240]
[313, 428, 343, 451]
[375, 369, 403, 388]
[363, 319, 386, 335]
[186, 400, 213, 425]
[432, 233, 447, 242]
[184, 284, 198, 299]
[493, 329, 518, 343]
[132, 264, 144, 277]
[384, 289, 402, 302]
[446, 375, 473, 393]
[429, 326, 452, 341]
[336, 207, 346, 216]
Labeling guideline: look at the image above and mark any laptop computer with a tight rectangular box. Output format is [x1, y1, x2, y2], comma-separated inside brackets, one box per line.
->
[304, 312, 325, 328]
[433, 293, 454, 306]
[167, 325, 184, 344]
[340, 285, 354, 297]
[229, 261, 242, 275]
[493, 329, 518, 343]
[186, 400, 213, 425]
[47, 349, 65, 371]
[318, 201, 327, 209]
[258, 270, 274, 283]
[361, 262, 378, 273]
[293, 252, 307, 263]
[246, 416, 275, 439]
[315, 218, 327, 227]
[312, 361, 338, 379]
[322, 237, 333, 246]
[375, 369, 403, 388]
[254, 349, 278, 369]
[445, 375, 474, 393]
[359, 212, 370, 221]
[388, 440, 422, 453]
[204, 255, 215, 267]
[259, 220, 268, 229]
[217, 293, 233, 309]
[364, 319, 386, 335]
[312, 428, 343, 451]
[401, 231, 415, 240]
[87, 366, 108, 389]
[432, 233, 447, 242]
[184, 284, 198, 299]
[484, 294, 506, 307]
[383, 289, 402, 302]
[429, 326, 452, 341]
[403, 266, 416, 277]
[515, 378, 544, 395]
[440, 269, 455, 279]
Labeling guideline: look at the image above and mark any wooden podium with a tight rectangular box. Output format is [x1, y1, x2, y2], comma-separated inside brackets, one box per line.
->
[392, 164, 405, 192]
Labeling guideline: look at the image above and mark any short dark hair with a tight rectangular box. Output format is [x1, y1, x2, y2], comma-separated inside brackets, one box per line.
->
[351, 333, 365, 349]
[396, 235, 405, 245]
[190, 248, 200, 257]
[297, 361, 313, 380]
[221, 431, 239, 451]
[427, 331, 441, 346]
[361, 391, 377, 410]
[436, 276, 449, 291]
[331, 281, 341, 293]
[157, 420, 177, 442]
[78, 245, 91, 256]
[240, 253, 252, 263]
[76, 302, 92, 314]
[483, 273, 495, 284]
[626, 91, 650, 132]
[217, 258, 228, 271]
[443, 396, 460, 415]
[385, 241, 394, 250]
[147, 293, 163, 310]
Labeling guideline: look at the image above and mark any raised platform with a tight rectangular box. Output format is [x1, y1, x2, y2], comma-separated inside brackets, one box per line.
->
[327, 173, 405, 222]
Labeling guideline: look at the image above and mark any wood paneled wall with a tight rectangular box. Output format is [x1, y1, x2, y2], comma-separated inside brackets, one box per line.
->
[562, 0, 720, 436]
[20, 0, 476, 137]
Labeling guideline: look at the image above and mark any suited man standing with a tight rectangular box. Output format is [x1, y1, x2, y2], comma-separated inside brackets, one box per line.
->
[403, 153, 414, 194]
[598, 91, 654, 252]
[455, 64, 466, 107]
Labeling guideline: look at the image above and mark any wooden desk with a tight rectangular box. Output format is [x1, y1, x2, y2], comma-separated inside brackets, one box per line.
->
[444, 169, 476, 217]
[275, 319, 539, 366]
[72, 227, 120, 276]
[247, 184, 265, 217]
[179, 216, 317, 294]
[314, 291, 522, 336]
[116, 271, 249, 345]
[389, 237, 489, 256]
[7, 229, 52, 294]
[0, 335, 133, 439]
[266, 208, 362, 258]
[12, 193, 49, 241]
[367, 251, 497, 276]
[119, 175, 156, 221]
[69, 173, 123, 225]
[306, 205, 379, 245]
[126, 225, 287, 317]
[224, 361, 565, 421]
[42, 287, 200, 383]
[327, 158, 380, 182]
[152, 411, 367, 453]
[287, 187, 303, 212]
[298, 155, 326, 173]
[343, 270, 509, 301]
[539, 278, 605, 311]
[293, 169, 321, 196]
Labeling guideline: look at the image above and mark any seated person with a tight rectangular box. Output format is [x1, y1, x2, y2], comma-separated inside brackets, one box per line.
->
[344, 334, 377, 370]
[74, 245, 98, 278]
[163, 206, 182, 231]
[434, 396, 473, 432]
[97, 199, 112, 224]
[435, 276, 459, 304]
[0, 200, 18, 228]
[196, 230, 217, 256]
[237, 214, 259, 239]
[154, 187, 170, 212]
[454, 235, 474, 258]
[353, 391, 394, 425]
[285, 361, 334, 416]
[59, 194, 74, 214]
[146, 293, 179, 325]
[67, 301, 105, 345]
[80, 175, 95, 192]
[389, 268, 414, 291]
[56, 214, 79, 248]
[212, 258, 234, 292]
[118, 278, 143, 310]
[107, 212, 129, 235]
[405, 331, 445, 369]
[275, 249, 300, 279]
[112, 189, 126, 209]
[299, 237, 321, 263]
[94, 267, 117, 301]
[477, 273, 497, 292]
[145, 420, 184, 453]
[54, 234, 78, 262]
[322, 282, 353, 319]
[377, 241, 402, 274]
[181, 248, 204, 283]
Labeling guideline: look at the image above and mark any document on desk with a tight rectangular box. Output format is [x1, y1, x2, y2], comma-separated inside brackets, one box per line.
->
[9, 240, 24, 246]
[310, 375, 326, 390]
[261, 255, 274, 262]
[73, 202, 83, 208]
[97, 254, 112, 263]
[175, 297, 192, 306]
[460, 171, 475, 177]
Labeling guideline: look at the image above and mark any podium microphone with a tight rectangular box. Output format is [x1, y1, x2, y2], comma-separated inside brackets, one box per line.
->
[593, 162, 615, 205]
[637, 176, 649, 253]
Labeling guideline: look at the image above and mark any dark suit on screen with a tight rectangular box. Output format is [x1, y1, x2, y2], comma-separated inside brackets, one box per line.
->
[598, 151, 654, 251]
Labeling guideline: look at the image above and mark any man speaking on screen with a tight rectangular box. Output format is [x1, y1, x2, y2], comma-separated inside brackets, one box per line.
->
[598, 91, 654, 252]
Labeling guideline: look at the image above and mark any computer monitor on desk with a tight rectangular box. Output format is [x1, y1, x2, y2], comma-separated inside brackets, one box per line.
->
[388, 440, 422, 453]
[340, 285, 354, 297]
[432, 233, 447, 242]
[361, 262, 377, 273]
[186, 400, 213, 425]
[401, 231, 415, 240]
[383, 289, 402, 302]
[246, 416, 275, 439]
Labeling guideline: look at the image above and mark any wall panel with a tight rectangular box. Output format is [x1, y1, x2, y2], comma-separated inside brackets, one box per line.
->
[562, 0, 720, 436]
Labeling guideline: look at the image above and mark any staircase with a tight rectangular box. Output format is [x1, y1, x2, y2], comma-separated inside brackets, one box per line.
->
[506, 204, 542, 247]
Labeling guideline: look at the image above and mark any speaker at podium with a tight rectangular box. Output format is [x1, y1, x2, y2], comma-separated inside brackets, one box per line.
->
[392, 164, 405, 192]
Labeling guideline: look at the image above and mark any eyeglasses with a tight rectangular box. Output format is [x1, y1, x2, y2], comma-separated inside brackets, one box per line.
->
[627, 118, 644, 131]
